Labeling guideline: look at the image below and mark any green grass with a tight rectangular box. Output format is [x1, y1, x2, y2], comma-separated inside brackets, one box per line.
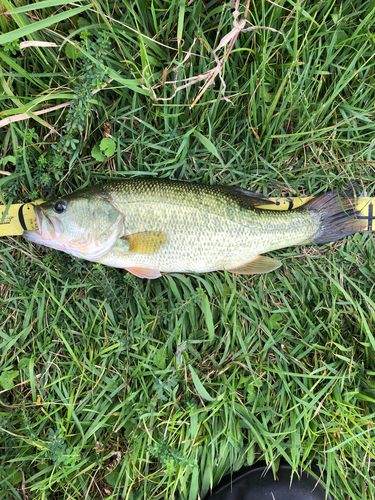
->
[0, 0, 375, 498]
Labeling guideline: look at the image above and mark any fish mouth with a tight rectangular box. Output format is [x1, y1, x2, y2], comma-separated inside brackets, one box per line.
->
[23, 206, 63, 246]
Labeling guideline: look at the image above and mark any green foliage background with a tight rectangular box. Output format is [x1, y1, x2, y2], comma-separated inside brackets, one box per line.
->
[0, 0, 374, 499]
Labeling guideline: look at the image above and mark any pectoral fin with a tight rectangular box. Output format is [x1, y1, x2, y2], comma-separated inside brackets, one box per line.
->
[125, 267, 162, 279]
[121, 231, 167, 255]
[227, 255, 282, 275]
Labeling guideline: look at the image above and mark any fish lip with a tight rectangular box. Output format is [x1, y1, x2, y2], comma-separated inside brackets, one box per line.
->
[23, 206, 42, 242]
[23, 205, 59, 243]
[33, 205, 43, 234]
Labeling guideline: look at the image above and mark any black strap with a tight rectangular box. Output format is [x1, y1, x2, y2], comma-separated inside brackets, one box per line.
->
[18, 203, 27, 231]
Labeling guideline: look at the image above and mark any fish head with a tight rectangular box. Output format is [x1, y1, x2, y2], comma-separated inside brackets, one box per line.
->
[23, 188, 124, 260]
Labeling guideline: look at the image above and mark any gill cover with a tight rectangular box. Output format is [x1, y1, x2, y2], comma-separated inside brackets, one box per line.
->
[67, 200, 124, 260]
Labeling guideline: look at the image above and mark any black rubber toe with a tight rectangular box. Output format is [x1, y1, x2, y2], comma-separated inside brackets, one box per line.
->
[204, 461, 333, 500]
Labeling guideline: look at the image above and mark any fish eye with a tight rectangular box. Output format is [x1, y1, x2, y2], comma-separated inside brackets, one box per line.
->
[53, 200, 67, 214]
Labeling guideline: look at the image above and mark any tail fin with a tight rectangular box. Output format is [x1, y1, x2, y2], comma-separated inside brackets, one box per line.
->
[304, 183, 366, 244]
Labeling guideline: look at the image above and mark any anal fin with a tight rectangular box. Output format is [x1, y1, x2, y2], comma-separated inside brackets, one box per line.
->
[227, 255, 281, 275]
[125, 267, 162, 279]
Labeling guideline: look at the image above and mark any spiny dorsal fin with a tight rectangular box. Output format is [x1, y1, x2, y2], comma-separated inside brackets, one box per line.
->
[227, 255, 282, 275]
[122, 231, 167, 254]
[219, 185, 275, 208]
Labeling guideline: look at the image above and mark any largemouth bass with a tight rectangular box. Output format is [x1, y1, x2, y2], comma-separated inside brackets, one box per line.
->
[23, 178, 365, 279]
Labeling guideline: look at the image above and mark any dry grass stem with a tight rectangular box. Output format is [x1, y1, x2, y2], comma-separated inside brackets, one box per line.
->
[142, 6, 280, 108]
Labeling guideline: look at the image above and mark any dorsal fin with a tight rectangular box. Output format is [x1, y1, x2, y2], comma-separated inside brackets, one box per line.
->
[219, 185, 274, 208]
